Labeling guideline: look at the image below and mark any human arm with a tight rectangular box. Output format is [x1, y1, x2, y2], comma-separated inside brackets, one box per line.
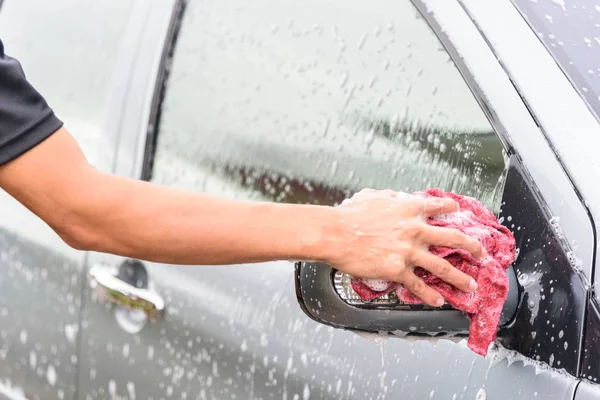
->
[0, 127, 481, 306]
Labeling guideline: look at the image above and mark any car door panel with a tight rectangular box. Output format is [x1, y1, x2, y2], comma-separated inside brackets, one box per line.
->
[79, 259, 582, 399]
[79, 257, 297, 399]
[76, 1, 594, 400]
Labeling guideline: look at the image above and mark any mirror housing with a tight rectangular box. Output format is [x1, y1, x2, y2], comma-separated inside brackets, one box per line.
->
[294, 261, 519, 339]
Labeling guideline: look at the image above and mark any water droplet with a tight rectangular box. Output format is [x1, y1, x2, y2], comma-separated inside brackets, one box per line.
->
[303, 383, 311, 400]
[19, 330, 27, 344]
[64, 324, 78, 343]
[357, 33, 368, 50]
[364, 129, 375, 148]
[127, 382, 136, 400]
[476, 388, 486, 400]
[518, 273, 529, 285]
[47, 365, 57, 387]
[29, 351, 37, 368]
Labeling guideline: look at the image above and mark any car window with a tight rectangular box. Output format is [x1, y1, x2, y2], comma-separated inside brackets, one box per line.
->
[0, 0, 137, 169]
[149, 0, 508, 212]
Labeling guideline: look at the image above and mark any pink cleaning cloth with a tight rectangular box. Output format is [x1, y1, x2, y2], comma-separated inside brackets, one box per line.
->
[351, 188, 516, 356]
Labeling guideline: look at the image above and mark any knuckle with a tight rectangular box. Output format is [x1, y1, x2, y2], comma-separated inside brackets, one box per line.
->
[402, 219, 423, 238]
[426, 198, 444, 209]
[397, 243, 415, 260]
[404, 197, 424, 211]
[395, 258, 408, 272]
[392, 269, 407, 283]
[450, 229, 468, 244]
[411, 279, 426, 295]
[437, 261, 451, 277]
[443, 198, 458, 207]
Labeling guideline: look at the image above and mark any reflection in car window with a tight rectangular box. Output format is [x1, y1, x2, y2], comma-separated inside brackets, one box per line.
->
[512, 0, 600, 123]
[0, 0, 136, 168]
[151, 0, 508, 212]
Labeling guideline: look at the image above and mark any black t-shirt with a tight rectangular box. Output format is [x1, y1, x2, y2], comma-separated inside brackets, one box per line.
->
[0, 38, 63, 166]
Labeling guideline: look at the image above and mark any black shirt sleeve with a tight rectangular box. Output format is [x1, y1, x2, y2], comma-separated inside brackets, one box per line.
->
[0, 38, 63, 166]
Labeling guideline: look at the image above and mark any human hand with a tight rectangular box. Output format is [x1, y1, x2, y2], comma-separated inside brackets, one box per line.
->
[323, 189, 483, 307]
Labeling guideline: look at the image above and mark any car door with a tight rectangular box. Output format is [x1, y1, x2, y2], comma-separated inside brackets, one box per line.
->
[72, 0, 591, 399]
[75, 1, 594, 400]
[0, 1, 174, 399]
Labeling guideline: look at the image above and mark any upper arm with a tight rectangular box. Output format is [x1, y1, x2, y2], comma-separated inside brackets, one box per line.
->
[0, 127, 94, 237]
[0, 40, 93, 233]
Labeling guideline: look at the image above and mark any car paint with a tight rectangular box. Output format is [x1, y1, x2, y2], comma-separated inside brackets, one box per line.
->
[581, 299, 600, 383]
[0, 0, 599, 400]
[576, 380, 600, 400]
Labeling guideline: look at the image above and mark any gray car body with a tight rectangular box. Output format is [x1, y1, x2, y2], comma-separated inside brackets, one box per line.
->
[0, 0, 599, 399]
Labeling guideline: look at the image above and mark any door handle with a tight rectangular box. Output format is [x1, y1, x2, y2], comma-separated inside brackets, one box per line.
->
[88, 264, 165, 321]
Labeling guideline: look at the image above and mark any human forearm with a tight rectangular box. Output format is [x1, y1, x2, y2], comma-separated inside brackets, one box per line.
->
[0, 128, 338, 265]
[70, 171, 336, 265]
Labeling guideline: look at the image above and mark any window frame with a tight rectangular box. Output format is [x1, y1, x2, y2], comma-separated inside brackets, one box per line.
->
[140, 0, 186, 182]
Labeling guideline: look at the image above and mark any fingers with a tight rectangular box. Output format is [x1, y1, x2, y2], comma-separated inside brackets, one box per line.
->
[411, 250, 478, 292]
[419, 225, 483, 258]
[402, 272, 444, 307]
[421, 197, 460, 217]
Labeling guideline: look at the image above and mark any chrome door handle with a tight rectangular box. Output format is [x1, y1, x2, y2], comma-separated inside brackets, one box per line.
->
[88, 264, 165, 321]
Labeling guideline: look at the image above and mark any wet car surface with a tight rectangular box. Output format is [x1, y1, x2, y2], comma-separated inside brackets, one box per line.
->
[0, 0, 600, 399]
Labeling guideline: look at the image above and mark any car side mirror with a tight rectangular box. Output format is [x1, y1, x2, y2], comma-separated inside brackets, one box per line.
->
[294, 261, 519, 339]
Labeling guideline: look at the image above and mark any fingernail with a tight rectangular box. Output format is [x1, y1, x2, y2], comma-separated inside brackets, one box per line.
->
[469, 278, 478, 292]
[435, 298, 444, 307]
